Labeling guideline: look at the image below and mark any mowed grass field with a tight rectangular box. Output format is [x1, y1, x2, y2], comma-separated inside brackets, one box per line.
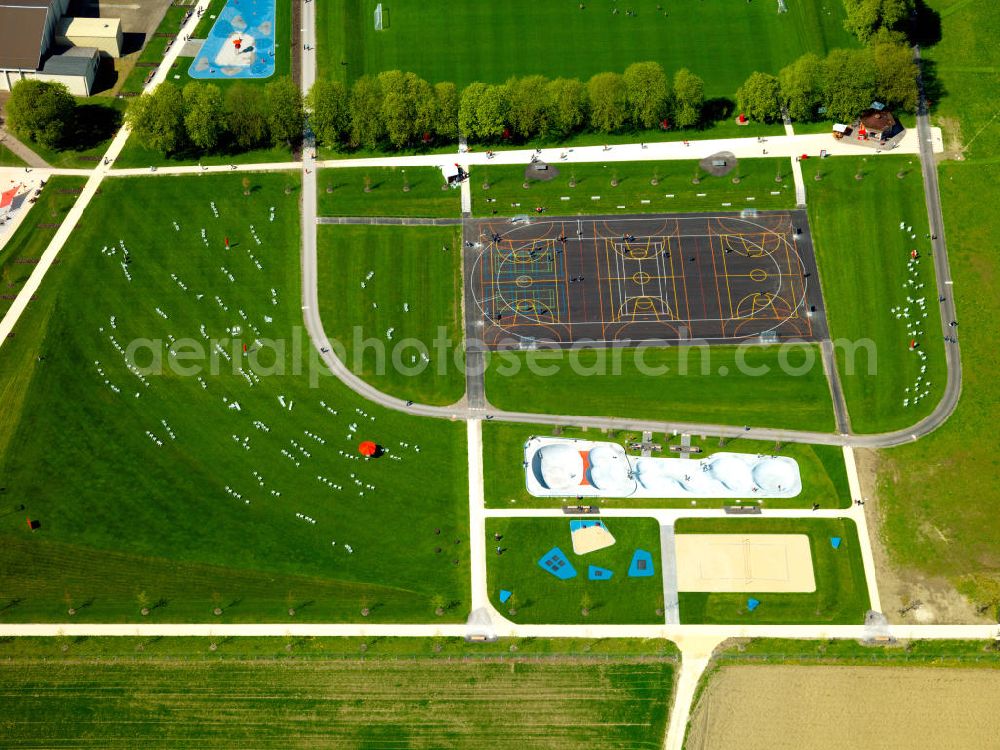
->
[482, 422, 851, 510]
[317, 167, 460, 216]
[318, 0, 856, 96]
[484, 344, 836, 433]
[473, 159, 796, 216]
[0, 649, 676, 749]
[486, 517, 664, 624]
[0, 173, 470, 623]
[674, 517, 870, 624]
[873, 0, 1000, 613]
[316, 224, 466, 404]
[802, 155, 946, 434]
[0, 177, 87, 319]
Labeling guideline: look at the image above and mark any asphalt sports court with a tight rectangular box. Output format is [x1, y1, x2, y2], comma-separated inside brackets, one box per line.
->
[467, 211, 828, 348]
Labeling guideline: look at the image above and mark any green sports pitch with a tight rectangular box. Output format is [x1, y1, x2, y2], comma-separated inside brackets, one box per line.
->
[319, 0, 857, 96]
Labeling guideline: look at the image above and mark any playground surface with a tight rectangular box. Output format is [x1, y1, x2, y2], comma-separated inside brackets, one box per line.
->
[686, 665, 1000, 750]
[467, 211, 827, 348]
[189, 0, 276, 79]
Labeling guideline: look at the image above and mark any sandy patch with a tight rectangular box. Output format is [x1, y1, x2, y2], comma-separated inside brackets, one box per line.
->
[571, 524, 616, 555]
[687, 665, 1000, 750]
[675, 534, 815, 593]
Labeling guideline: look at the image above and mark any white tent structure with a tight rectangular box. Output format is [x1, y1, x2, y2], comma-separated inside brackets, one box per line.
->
[524, 436, 802, 499]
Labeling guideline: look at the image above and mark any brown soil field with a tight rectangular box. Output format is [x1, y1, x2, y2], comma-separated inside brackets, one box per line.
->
[686, 665, 1000, 750]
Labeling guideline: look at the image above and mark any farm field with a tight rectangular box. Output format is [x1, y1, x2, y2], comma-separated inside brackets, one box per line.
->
[486, 517, 664, 624]
[0, 647, 676, 749]
[317, 0, 856, 97]
[685, 665, 1000, 750]
[317, 167, 460, 216]
[316, 224, 465, 404]
[803, 155, 945, 434]
[0, 173, 469, 623]
[675, 517, 870, 624]
[484, 344, 836, 433]
[482, 422, 851, 510]
[472, 159, 796, 216]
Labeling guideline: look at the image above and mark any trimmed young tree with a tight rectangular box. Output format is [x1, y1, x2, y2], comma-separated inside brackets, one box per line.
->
[672, 68, 705, 128]
[545, 77, 587, 138]
[348, 75, 385, 149]
[624, 61, 669, 129]
[507, 75, 550, 139]
[822, 49, 877, 121]
[183, 82, 224, 151]
[779, 53, 824, 122]
[308, 79, 349, 147]
[225, 83, 269, 150]
[127, 81, 186, 154]
[587, 72, 629, 132]
[433, 81, 459, 141]
[4, 79, 75, 149]
[842, 0, 914, 43]
[736, 71, 783, 123]
[265, 76, 304, 147]
[873, 40, 919, 112]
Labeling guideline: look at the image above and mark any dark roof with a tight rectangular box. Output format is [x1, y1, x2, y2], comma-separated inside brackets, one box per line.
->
[0, 4, 49, 69]
[859, 109, 897, 133]
[42, 47, 97, 76]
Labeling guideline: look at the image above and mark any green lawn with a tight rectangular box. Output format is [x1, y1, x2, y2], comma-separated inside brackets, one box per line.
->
[872, 0, 1000, 614]
[0, 173, 470, 624]
[675, 517, 870, 625]
[484, 344, 836, 433]
[316, 225, 466, 405]
[486, 517, 664, 624]
[473, 159, 795, 216]
[802, 155, 946, 434]
[318, 0, 856, 98]
[0, 177, 88, 319]
[0, 645, 675, 749]
[483, 422, 851, 510]
[0, 144, 26, 166]
[113, 135, 294, 168]
[317, 166, 460, 216]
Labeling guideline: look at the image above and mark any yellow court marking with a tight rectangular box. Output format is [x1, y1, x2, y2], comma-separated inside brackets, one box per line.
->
[749, 268, 768, 282]
[632, 270, 652, 285]
[515, 275, 533, 288]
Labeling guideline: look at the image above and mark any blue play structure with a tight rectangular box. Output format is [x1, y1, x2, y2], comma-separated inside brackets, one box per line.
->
[830, 536, 842, 549]
[189, 0, 276, 79]
[747, 597, 761, 612]
[499, 589, 512, 604]
[588, 565, 614, 580]
[628, 549, 655, 577]
[538, 547, 577, 579]
[569, 519, 606, 532]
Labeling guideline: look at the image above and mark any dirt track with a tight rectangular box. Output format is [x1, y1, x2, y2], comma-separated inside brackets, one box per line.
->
[686, 665, 1000, 750]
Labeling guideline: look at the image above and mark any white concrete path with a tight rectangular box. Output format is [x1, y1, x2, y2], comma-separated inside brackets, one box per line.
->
[467, 419, 488, 609]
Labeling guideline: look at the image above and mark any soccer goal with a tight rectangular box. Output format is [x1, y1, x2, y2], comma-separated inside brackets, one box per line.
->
[374, 3, 385, 30]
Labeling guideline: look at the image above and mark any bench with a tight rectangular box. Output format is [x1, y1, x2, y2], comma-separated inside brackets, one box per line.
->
[724, 505, 761, 515]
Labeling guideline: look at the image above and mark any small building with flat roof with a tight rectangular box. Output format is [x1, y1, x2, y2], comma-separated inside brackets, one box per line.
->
[56, 16, 123, 57]
[39, 46, 99, 95]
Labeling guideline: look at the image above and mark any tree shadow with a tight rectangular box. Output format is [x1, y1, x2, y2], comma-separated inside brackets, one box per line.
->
[152, 598, 168, 611]
[700, 98, 735, 129]
[225, 598, 243, 609]
[911, 0, 942, 47]
[60, 104, 123, 152]
[919, 59, 947, 112]
[0, 598, 22, 613]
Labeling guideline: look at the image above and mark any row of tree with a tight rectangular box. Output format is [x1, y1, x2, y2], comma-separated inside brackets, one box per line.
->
[307, 62, 705, 150]
[736, 37, 919, 124]
[125, 77, 303, 155]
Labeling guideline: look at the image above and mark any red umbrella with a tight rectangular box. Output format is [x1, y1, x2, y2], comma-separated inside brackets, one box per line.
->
[358, 441, 378, 457]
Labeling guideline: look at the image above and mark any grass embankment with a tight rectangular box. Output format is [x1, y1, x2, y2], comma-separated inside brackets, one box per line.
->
[486, 517, 664, 624]
[0, 144, 26, 166]
[0, 638, 676, 750]
[317, 224, 466, 404]
[317, 167, 460, 217]
[0, 173, 469, 623]
[484, 344, 836, 433]
[803, 155, 945, 434]
[472, 159, 795, 216]
[483, 422, 851, 509]
[675, 517, 870, 624]
[873, 0, 1000, 615]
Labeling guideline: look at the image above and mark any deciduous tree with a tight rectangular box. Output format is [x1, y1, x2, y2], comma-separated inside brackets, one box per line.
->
[736, 72, 782, 123]
[779, 53, 824, 122]
[587, 72, 628, 132]
[672, 68, 705, 128]
[5, 79, 75, 149]
[624, 61, 669, 129]
[182, 82, 224, 151]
